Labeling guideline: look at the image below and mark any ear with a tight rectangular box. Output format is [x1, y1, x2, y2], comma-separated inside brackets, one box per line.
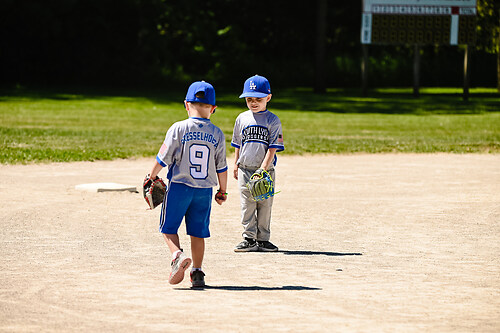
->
[211, 105, 217, 114]
[266, 94, 272, 102]
[184, 100, 189, 110]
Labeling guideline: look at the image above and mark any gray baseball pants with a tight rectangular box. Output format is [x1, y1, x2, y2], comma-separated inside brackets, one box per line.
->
[238, 166, 275, 242]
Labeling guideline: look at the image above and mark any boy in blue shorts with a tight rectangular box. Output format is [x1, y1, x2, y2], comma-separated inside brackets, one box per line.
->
[148, 81, 228, 288]
[231, 75, 285, 252]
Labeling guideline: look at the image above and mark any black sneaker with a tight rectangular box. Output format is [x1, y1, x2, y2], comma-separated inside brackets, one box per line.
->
[257, 241, 278, 252]
[234, 238, 259, 252]
[190, 270, 206, 288]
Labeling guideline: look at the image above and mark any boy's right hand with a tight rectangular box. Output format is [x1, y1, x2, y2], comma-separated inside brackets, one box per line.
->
[233, 165, 238, 180]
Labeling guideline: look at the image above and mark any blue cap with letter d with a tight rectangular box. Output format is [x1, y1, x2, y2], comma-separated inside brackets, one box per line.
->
[185, 81, 216, 106]
[239, 75, 271, 98]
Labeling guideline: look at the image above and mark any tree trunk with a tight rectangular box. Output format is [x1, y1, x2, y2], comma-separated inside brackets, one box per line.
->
[497, 45, 499, 92]
[464, 45, 470, 101]
[314, 0, 327, 94]
[413, 45, 420, 98]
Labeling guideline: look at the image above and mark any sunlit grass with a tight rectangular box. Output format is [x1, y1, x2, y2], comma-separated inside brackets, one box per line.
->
[0, 87, 498, 163]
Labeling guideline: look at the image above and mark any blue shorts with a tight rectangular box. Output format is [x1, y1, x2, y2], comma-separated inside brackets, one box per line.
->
[159, 182, 213, 238]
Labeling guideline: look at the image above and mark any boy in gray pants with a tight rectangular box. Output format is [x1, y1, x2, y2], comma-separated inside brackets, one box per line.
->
[231, 75, 285, 252]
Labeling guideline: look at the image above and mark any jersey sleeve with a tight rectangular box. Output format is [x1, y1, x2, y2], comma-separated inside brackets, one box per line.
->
[215, 129, 228, 173]
[269, 116, 285, 152]
[156, 124, 181, 167]
[231, 116, 242, 149]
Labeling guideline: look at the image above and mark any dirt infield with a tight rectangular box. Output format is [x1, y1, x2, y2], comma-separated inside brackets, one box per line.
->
[1, 154, 499, 332]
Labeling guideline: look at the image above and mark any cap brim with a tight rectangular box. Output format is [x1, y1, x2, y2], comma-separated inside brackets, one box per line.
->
[239, 92, 269, 98]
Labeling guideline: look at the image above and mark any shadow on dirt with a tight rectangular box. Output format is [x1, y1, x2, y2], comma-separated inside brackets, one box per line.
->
[280, 250, 362, 256]
[176, 285, 322, 291]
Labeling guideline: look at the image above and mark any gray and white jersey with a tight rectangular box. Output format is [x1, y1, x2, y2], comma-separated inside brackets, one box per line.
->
[156, 117, 228, 188]
[231, 110, 284, 168]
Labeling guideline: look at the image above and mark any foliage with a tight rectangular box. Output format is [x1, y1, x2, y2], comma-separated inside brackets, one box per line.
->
[476, 0, 500, 54]
[0, 1, 498, 88]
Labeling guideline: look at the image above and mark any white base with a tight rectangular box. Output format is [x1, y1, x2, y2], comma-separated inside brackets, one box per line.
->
[75, 183, 137, 193]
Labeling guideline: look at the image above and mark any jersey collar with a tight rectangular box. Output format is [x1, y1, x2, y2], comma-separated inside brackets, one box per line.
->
[189, 117, 211, 122]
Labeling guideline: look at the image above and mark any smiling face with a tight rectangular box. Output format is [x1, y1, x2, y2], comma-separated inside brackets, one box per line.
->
[245, 95, 272, 112]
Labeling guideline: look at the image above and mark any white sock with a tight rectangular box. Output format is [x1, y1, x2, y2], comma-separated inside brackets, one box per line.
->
[172, 250, 182, 260]
[191, 267, 202, 273]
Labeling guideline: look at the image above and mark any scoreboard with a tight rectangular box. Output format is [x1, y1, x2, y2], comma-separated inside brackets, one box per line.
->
[361, 0, 477, 45]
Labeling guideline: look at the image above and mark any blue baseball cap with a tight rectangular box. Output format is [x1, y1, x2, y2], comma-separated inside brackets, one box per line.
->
[239, 75, 271, 98]
[185, 81, 216, 106]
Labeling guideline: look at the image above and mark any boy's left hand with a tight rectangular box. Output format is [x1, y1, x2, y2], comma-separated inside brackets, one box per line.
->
[143, 174, 167, 209]
[215, 189, 227, 205]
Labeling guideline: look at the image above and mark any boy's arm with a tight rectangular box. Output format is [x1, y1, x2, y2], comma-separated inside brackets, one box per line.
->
[233, 148, 240, 180]
[215, 170, 228, 205]
[217, 170, 228, 193]
[149, 160, 164, 179]
[260, 148, 277, 171]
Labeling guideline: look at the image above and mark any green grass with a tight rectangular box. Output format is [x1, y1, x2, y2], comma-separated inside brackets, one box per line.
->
[0, 87, 499, 163]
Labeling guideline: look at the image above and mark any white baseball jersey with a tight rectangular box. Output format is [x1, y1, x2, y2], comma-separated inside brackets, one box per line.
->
[231, 110, 284, 168]
[156, 117, 227, 188]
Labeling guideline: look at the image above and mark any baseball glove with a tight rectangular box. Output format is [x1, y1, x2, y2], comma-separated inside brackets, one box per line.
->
[245, 168, 275, 201]
[143, 174, 167, 209]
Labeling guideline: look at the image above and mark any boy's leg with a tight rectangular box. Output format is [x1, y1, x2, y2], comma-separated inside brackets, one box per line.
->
[256, 168, 275, 241]
[256, 169, 278, 252]
[190, 237, 206, 287]
[162, 233, 181, 253]
[160, 182, 193, 284]
[256, 195, 273, 241]
[184, 188, 211, 288]
[238, 167, 258, 239]
[190, 236, 205, 269]
[234, 167, 259, 252]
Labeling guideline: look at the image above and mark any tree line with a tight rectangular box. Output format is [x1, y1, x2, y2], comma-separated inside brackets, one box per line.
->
[1, 0, 498, 90]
